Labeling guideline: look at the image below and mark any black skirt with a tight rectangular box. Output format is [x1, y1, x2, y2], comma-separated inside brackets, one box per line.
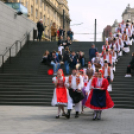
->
[69, 88, 84, 103]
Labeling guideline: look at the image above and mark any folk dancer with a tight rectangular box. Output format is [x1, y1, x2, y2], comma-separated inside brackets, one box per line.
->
[66, 67, 84, 119]
[51, 69, 68, 119]
[85, 70, 114, 120]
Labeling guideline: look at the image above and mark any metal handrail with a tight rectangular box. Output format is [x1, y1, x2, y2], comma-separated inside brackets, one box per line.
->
[0, 28, 34, 66]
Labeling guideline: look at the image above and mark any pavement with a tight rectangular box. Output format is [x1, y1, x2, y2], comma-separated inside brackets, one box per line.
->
[0, 106, 134, 134]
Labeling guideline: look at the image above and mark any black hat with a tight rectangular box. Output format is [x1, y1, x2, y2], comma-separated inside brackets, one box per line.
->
[72, 66, 77, 70]
[104, 60, 108, 63]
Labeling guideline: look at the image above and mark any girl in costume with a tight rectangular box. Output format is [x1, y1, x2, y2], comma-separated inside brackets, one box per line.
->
[51, 69, 68, 118]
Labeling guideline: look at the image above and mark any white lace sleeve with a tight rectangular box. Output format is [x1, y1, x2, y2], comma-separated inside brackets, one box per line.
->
[52, 77, 56, 83]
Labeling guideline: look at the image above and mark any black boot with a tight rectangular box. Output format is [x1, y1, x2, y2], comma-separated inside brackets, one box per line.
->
[75, 111, 79, 118]
[93, 111, 97, 120]
[66, 109, 71, 119]
[97, 111, 102, 120]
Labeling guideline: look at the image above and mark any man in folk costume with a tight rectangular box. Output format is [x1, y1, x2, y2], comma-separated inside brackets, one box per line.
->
[122, 31, 130, 53]
[92, 52, 102, 70]
[102, 41, 109, 51]
[125, 24, 132, 45]
[121, 20, 126, 34]
[114, 37, 121, 60]
[109, 38, 116, 49]
[109, 47, 117, 72]
[122, 31, 128, 47]
[116, 33, 124, 50]
[102, 49, 112, 66]
[66, 67, 84, 118]
[51, 69, 68, 119]
[115, 24, 122, 34]
[85, 70, 114, 120]
[102, 60, 114, 84]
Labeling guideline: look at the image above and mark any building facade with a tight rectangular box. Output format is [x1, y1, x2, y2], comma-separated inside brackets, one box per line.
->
[102, 4, 134, 41]
[1, 0, 71, 40]
[122, 4, 134, 22]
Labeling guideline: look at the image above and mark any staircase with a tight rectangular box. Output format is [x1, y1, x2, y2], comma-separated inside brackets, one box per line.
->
[110, 43, 134, 109]
[0, 41, 103, 106]
[0, 41, 134, 108]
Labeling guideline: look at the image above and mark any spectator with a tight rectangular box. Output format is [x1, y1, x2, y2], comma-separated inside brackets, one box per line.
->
[57, 51, 63, 62]
[51, 22, 57, 41]
[59, 27, 65, 38]
[67, 28, 74, 41]
[41, 50, 51, 65]
[63, 47, 71, 75]
[64, 36, 72, 49]
[50, 51, 61, 75]
[125, 52, 134, 77]
[37, 19, 44, 41]
[89, 44, 98, 61]
[70, 51, 77, 69]
[57, 36, 64, 55]
[57, 28, 60, 40]
[77, 51, 85, 67]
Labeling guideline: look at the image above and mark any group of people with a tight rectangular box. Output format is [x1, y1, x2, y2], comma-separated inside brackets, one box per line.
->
[47, 19, 134, 120]
[37, 19, 74, 42]
[51, 22, 74, 41]
[42, 47, 85, 75]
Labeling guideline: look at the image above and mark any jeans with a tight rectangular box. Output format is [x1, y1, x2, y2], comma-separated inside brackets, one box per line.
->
[64, 61, 70, 75]
[37, 31, 43, 41]
[127, 65, 132, 74]
[80, 58, 85, 67]
[51, 62, 60, 73]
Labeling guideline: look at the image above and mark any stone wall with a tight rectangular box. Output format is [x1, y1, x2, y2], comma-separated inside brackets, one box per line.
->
[0, 1, 36, 66]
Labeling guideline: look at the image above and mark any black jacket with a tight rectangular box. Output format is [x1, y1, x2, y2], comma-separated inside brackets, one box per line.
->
[57, 39, 64, 46]
[63, 51, 70, 63]
[64, 40, 71, 47]
[37, 22, 44, 32]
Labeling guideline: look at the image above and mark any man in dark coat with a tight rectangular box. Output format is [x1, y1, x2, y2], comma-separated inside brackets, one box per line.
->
[37, 19, 44, 41]
[70, 51, 77, 69]
[125, 52, 134, 77]
[89, 44, 98, 61]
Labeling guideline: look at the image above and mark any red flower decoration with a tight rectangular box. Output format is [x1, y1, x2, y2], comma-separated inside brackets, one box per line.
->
[47, 69, 53, 75]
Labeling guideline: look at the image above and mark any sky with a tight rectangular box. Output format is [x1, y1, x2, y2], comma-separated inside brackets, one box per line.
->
[67, 0, 134, 41]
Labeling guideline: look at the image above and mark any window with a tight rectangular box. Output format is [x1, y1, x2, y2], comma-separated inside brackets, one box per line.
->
[40, 0, 42, 7]
[44, 15, 45, 23]
[36, 9, 38, 18]
[44, 3, 45, 11]
[31, 6, 33, 15]
[36, 0, 38, 4]
[25, 1, 28, 7]
[40, 12, 42, 19]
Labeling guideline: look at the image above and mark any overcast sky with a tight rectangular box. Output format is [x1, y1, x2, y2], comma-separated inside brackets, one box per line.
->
[67, 0, 134, 41]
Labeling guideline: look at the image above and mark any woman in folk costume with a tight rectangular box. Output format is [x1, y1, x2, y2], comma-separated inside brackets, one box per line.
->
[51, 69, 68, 119]
[79, 69, 88, 113]
[85, 70, 114, 120]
